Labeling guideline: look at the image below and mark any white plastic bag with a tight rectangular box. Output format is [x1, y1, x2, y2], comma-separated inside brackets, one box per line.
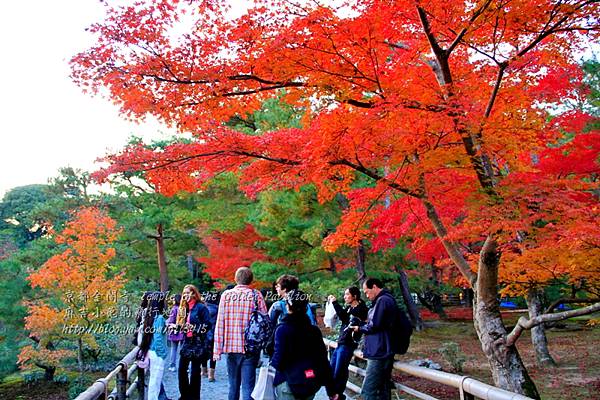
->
[324, 300, 338, 328]
[251, 364, 276, 400]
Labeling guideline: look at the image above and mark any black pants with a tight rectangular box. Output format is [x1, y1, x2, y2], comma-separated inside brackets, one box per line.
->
[178, 355, 202, 400]
[200, 358, 216, 369]
[201, 340, 216, 369]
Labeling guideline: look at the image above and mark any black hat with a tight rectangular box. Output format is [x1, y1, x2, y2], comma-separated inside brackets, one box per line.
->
[286, 289, 309, 313]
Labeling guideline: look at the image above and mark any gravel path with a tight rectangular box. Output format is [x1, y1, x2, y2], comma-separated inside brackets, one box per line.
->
[161, 356, 331, 400]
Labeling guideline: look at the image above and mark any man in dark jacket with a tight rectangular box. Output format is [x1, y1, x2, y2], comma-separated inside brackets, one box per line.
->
[351, 278, 397, 400]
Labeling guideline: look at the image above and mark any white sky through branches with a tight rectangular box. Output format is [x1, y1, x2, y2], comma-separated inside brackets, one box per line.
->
[0, 1, 171, 197]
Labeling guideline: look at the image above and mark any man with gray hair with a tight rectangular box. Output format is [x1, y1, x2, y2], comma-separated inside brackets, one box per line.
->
[214, 267, 267, 400]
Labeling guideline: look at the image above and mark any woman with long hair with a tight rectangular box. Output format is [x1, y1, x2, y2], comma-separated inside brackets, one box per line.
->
[147, 292, 169, 400]
[327, 287, 368, 400]
[175, 285, 211, 400]
[135, 291, 169, 400]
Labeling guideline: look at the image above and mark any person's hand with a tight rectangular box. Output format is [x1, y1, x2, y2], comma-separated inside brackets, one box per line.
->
[349, 325, 359, 332]
[328, 295, 336, 303]
[213, 354, 220, 362]
[329, 394, 339, 400]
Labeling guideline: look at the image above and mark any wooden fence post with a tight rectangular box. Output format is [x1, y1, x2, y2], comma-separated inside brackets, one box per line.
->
[116, 364, 128, 400]
[137, 366, 145, 400]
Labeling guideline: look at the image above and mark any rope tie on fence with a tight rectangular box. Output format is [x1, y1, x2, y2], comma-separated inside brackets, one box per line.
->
[459, 376, 475, 400]
[95, 378, 108, 399]
[117, 360, 129, 372]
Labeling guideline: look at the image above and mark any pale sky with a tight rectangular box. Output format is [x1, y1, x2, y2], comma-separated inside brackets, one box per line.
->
[0, 1, 172, 197]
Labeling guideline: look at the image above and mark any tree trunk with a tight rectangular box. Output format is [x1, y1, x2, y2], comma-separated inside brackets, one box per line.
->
[526, 288, 556, 366]
[463, 288, 474, 307]
[35, 363, 55, 381]
[328, 254, 337, 274]
[77, 337, 84, 373]
[473, 237, 541, 399]
[356, 240, 367, 285]
[44, 366, 56, 381]
[187, 254, 196, 279]
[156, 224, 169, 292]
[396, 268, 424, 331]
[336, 193, 366, 284]
[417, 290, 447, 319]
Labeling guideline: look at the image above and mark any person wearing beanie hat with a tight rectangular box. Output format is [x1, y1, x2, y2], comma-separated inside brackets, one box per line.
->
[271, 290, 339, 400]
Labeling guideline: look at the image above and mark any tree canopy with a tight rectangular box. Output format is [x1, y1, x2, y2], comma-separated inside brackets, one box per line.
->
[70, 0, 599, 396]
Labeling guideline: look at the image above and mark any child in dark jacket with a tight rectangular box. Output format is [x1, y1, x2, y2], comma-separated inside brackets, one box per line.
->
[271, 289, 338, 400]
[200, 291, 219, 382]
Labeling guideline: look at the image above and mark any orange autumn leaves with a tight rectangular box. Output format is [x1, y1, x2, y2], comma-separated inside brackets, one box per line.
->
[71, 0, 599, 292]
[18, 208, 125, 370]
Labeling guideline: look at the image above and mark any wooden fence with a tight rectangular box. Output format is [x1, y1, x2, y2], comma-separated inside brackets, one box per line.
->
[74, 347, 144, 400]
[323, 338, 533, 400]
[76, 341, 534, 400]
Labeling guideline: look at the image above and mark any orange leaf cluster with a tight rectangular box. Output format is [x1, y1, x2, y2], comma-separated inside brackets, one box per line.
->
[72, 0, 599, 290]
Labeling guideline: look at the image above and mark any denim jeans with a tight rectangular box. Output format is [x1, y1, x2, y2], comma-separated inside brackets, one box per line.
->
[226, 352, 260, 400]
[330, 344, 354, 399]
[168, 340, 181, 368]
[361, 356, 394, 400]
[178, 355, 202, 400]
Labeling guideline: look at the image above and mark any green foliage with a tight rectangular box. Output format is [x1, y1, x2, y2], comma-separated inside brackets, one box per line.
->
[105, 183, 202, 286]
[0, 185, 50, 244]
[437, 342, 467, 373]
[68, 375, 93, 400]
[250, 185, 344, 272]
[0, 254, 36, 379]
[227, 93, 304, 135]
[178, 173, 255, 233]
[299, 269, 358, 302]
[22, 370, 45, 384]
[53, 373, 69, 384]
[582, 58, 600, 119]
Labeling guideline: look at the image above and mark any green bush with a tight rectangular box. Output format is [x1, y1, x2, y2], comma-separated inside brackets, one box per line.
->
[53, 373, 69, 384]
[68, 375, 93, 400]
[22, 371, 45, 384]
[437, 341, 467, 373]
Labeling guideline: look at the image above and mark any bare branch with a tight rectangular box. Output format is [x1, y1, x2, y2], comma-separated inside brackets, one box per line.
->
[506, 302, 600, 346]
[544, 297, 600, 314]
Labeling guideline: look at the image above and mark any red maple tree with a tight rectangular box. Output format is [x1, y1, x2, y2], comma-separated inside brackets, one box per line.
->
[71, 1, 599, 396]
[198, 224, 267, 284]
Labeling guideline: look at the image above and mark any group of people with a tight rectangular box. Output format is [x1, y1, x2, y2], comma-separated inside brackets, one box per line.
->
[135, 285, 219, 400]
[135, 267, 402, 400]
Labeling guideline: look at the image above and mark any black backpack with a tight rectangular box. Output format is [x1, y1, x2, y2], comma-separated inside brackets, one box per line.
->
[391, 306, 413, 355]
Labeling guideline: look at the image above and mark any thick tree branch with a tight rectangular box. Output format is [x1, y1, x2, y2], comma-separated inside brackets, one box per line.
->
[447, 0, 494, 54]
[423, 199, 477, 286]
[476, 235, 500, 304]
[329, 159, 420, 197]
[484, 62, 507, 118]
[506, 302, 600, 346]
[544, 297, 600, 314]
[417, 6, 452, 86]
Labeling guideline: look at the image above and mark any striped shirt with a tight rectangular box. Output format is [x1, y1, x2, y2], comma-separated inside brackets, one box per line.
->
[213, 285, 267, 358]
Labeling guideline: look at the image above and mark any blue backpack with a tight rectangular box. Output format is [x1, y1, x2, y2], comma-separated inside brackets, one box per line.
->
[244, 290, 273, 354]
